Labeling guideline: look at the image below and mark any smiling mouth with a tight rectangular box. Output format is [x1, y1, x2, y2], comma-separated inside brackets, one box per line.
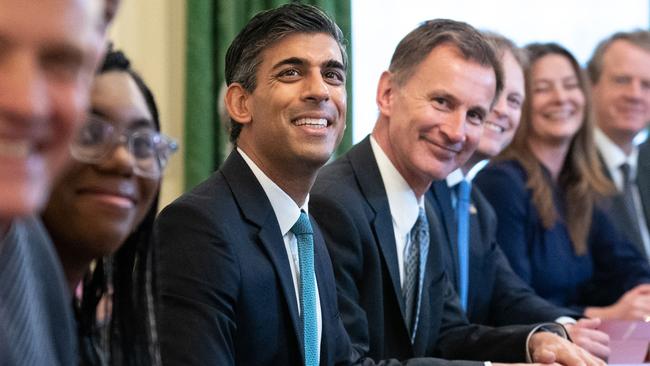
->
[541, 108, 576, 120]
[485, 121, 506, 133]
[423, 137, 461, 154]
[292, 118, 329, 129]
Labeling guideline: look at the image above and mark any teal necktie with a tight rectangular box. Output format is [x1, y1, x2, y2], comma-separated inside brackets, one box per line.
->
[291, 211, 318, 366]
[456, 180, 471, 311]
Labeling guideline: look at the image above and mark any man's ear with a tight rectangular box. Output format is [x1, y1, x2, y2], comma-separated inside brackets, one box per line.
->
[225, 83, 252, 124]
[376, 71, 396, 117]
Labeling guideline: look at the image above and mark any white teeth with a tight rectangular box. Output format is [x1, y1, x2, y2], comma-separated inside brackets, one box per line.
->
[294, 118, 327, 128]
[485, 122, 505, 133]
[543, 109, 574, 120]
[0, 139, 30, 158]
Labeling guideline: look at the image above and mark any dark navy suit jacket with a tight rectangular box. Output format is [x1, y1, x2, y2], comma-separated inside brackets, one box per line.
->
[597, 140, 650, 259]
[311, 138, 540, 366]
[427, 180, 579, 325]
[476, 159, 650, 310]
[154, 151, 353, 365]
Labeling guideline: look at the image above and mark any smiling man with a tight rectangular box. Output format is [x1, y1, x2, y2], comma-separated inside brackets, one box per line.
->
[154, 4, 354, 365]
[311, 19, 603, 366]
[588, 30, 650, 261]
[0, 0, 108, 364]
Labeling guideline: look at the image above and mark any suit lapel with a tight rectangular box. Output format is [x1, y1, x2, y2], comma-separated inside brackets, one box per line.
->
[347, 138, 407, 321]
[637, 142, 650, 235]
[313, 225, 333, 366]
[429, 181, 459, 289]
[467, 189, 481, 311]
[221, 151, 304, 356]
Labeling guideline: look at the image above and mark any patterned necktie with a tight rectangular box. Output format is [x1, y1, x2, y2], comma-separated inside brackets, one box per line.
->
[620, 163, 643, 243]
[455, 180, 471, 311]
[290, 211, 318, 366]
[403, 207, 429, 343]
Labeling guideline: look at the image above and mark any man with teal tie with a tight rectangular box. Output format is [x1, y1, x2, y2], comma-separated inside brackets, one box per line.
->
[154, 4, 354, 365]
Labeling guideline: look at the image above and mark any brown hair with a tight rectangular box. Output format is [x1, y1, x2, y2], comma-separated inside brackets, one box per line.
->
[497, 42, 613, 255]
[388, 19, 503, 105]
[481, 31, 529, 70]
[587, 29, 650, 84]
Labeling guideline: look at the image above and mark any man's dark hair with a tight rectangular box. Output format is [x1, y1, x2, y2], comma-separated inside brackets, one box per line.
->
[389, 19, 503, 105]
[224, 3, 346, 143]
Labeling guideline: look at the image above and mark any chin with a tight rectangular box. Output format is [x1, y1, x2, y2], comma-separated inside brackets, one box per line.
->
[0, 186, 47, 219]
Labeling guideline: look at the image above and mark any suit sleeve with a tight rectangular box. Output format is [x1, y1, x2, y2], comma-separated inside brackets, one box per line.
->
[312, 189, 514, 366]
[581, 207, 650, 306]
[154, 199, 239, 365]
[473, 190, 579, 324]
[475, 165, 534, 285]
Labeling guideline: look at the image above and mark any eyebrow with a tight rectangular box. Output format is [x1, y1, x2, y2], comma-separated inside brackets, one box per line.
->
[90, 109, 156, 130]
[271, 57, 346, 72]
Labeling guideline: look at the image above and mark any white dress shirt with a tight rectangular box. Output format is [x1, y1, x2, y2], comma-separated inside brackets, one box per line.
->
[239, 148, 322, 359]
[595, 128, 650, 258]
[370, 137, 424, 287]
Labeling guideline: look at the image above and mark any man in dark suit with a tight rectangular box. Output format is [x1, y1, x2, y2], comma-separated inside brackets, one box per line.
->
[154, 4, 358, 365]
[311, 19, 603, 366]
[588, 30, 650, 261]
[0, 1, 110, 365]
[428, 33, 609, 359]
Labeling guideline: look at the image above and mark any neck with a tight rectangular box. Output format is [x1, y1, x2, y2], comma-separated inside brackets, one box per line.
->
[600, 125, 636, 156]
[54, 242, 93, 293]
[372, 122, 431, 199]
[463, 152, 488, 176]
[528, 138, 569, 181]
[238, 145, 316, 207]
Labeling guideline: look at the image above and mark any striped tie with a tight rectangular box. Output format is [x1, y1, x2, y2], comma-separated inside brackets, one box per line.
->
[403, 207, 429, 343]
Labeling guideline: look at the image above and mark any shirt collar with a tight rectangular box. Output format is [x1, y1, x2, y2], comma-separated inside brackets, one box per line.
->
[446, 168, 465, 188]
[595, 127, 639, 178]
[238, 148, 306, 236]
[370, 136, 423, 237]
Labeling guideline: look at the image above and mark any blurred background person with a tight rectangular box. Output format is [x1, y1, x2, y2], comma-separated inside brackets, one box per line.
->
[42, 49, 176, 365]
[0, 0, 109, 364]
[475, 42, 650, 320]
[588, 30, 650, 262]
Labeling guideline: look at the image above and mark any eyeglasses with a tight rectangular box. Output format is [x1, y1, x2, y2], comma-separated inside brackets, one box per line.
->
[70, 115, 178, 179]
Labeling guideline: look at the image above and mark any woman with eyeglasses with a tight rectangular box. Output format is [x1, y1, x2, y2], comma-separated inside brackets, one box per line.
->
[475, 43, 650, 320]
[42, 49, 177, 365]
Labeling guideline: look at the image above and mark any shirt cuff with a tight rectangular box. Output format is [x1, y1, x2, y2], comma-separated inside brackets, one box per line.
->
[526, 323, 569, 362]
[555, 316, 577, 325]
[484, 361, 492, 366]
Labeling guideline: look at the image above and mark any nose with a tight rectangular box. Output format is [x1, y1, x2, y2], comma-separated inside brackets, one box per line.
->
[95, 140, 136, 177]
[440, 111, 466, 144]
[303, 71, 330, 103]
[623, 79, 643, 100]
[491, 95, 508, 120]
[0, 52, 48, 121]
[551, 85, 568, 102]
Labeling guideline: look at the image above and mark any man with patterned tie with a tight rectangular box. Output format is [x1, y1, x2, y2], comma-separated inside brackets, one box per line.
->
[154, 4, 359, 365]
[589, 30, 650, 264]
[311, 19, 603, 366]
[0, 0, 111, 365]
